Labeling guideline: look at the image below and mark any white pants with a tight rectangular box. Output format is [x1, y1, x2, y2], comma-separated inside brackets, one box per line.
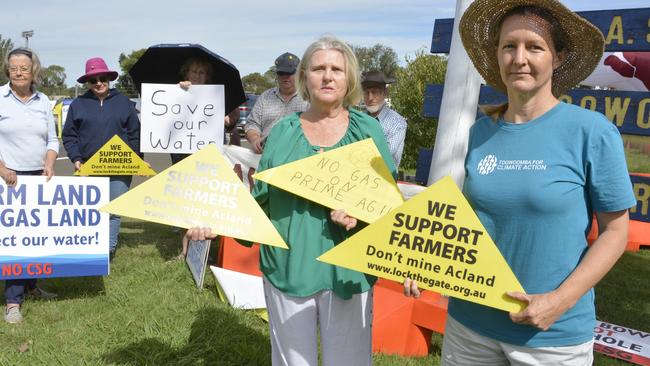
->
[263, 278, 373, 366]
[441, 316, 594, 366]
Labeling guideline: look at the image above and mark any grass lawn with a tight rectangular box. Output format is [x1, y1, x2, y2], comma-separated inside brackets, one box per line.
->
[623, 134, 650, 174]
[0, 218, 647, 365]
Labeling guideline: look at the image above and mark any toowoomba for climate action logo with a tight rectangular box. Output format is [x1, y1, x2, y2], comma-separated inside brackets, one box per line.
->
[477, 154, 498, 175]
[477, 154, 546, 175]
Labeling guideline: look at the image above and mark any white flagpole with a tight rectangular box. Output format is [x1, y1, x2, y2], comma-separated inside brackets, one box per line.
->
[427, 0, 483, 188]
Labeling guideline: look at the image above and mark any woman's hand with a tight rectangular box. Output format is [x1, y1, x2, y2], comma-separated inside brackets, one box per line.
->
[184, 227, 217, 241]
[42, 165, 54, 181]
[507, 291, 570, 331]
[43, 150, 57, 181]
[330, 209, 357, 231]
[0, 166, 17, 186]
[179, 81, 192, 90]
[403, 278, 421, 298]
[73, 161, 88, 176]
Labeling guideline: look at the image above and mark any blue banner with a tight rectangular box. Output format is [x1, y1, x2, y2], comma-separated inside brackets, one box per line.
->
[424, 85, 650, 137]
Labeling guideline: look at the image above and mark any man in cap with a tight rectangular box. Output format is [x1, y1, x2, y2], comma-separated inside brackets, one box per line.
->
[362, 70, 407, 168]
[245, 52, 309, 153]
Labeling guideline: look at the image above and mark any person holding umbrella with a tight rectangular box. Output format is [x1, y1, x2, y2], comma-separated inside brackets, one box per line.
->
[128, 44, 246, 139]
[169, 56, 241, 259]
[129, 43, 246, 261]
[128, 45, 247, 259]
[403, 0, 635, 364]
[62, 57, 141, 261]
[186, 35, 396, 365]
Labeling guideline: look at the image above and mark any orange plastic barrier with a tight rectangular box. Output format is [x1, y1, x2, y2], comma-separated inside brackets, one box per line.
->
[372, 278, 447, 357]
[587, 218, 650, 252]
[217, 236, 262, 276]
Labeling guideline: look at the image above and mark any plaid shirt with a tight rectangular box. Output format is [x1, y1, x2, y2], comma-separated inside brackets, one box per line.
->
[244, 87, 309, 138]
[372, 104, 407, 167]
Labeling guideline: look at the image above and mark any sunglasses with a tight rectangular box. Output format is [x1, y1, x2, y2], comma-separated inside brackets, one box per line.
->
[87, 76, 109, 84]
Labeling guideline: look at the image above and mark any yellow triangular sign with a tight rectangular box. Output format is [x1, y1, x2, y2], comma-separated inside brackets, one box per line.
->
[318, 176, 526, 312]
[101, 144, 288, 249]
[253, 139, 403, 223]
[75, 135, 156, 176]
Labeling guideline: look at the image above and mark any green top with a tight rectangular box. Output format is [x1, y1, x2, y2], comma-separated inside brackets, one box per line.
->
[253, 108, 398, 299]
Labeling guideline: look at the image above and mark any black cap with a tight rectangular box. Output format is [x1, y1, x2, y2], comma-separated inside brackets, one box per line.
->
[275, 52, 300, 74]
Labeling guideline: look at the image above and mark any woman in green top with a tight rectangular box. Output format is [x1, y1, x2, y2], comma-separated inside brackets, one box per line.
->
[187, 36, 396, 365]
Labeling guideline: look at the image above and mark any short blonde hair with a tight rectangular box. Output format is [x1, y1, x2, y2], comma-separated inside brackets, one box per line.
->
[296, 36, 362, 108]
[4, 48, 42, 86]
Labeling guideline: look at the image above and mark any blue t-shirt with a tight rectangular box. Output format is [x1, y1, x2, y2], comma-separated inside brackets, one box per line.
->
[449, 102, 636, 347]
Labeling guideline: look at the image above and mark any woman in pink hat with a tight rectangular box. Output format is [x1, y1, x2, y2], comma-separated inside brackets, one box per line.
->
[62, 57, 141, 260]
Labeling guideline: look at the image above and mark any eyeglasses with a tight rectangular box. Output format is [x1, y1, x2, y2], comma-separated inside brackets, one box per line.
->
[87, 76, 109, 84]
[8, 66, 31, 74]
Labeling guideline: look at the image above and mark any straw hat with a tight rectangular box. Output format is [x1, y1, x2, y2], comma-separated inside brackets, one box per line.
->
[459, 0, 604, 97]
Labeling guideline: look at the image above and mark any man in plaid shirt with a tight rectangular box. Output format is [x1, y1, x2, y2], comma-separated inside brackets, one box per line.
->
[244, 52, 309, 153]
[361, 70, 407, 168]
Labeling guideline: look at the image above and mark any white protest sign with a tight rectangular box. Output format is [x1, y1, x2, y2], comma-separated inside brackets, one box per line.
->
[0, 176, 110, 279]
[210, 266, 266, 310]
[140, 83, 225, 153]
[186, 239, 210, 288]
[223, 145, 261, 192]
[594, 320, 650, 365]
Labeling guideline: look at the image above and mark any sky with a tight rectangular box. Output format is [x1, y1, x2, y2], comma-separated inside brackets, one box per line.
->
[4, 0, 648, 87]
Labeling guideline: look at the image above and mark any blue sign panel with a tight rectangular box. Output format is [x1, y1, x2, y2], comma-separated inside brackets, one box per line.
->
[630, 174, 650, 223]
[424, 85, 650, 136]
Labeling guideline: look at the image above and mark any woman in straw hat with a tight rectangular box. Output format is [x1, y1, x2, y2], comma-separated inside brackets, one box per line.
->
[405, 0, 635, 364]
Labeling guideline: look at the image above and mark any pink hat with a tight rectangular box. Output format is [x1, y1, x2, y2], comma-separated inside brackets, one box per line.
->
[77, 57, 118, 83]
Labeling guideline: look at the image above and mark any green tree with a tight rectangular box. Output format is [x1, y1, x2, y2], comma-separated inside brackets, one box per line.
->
[350, 44, 400, 78]
[391, 50, 447, 171]
[264, 67, 277, 84]
[242, 72, 274, 94]
[40, 64, 67, 96]
[115, 48, 146, 97]
[0, 35, 15, 85]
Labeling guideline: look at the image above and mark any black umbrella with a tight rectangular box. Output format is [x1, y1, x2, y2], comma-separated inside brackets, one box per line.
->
[129, 43, 245, 114]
